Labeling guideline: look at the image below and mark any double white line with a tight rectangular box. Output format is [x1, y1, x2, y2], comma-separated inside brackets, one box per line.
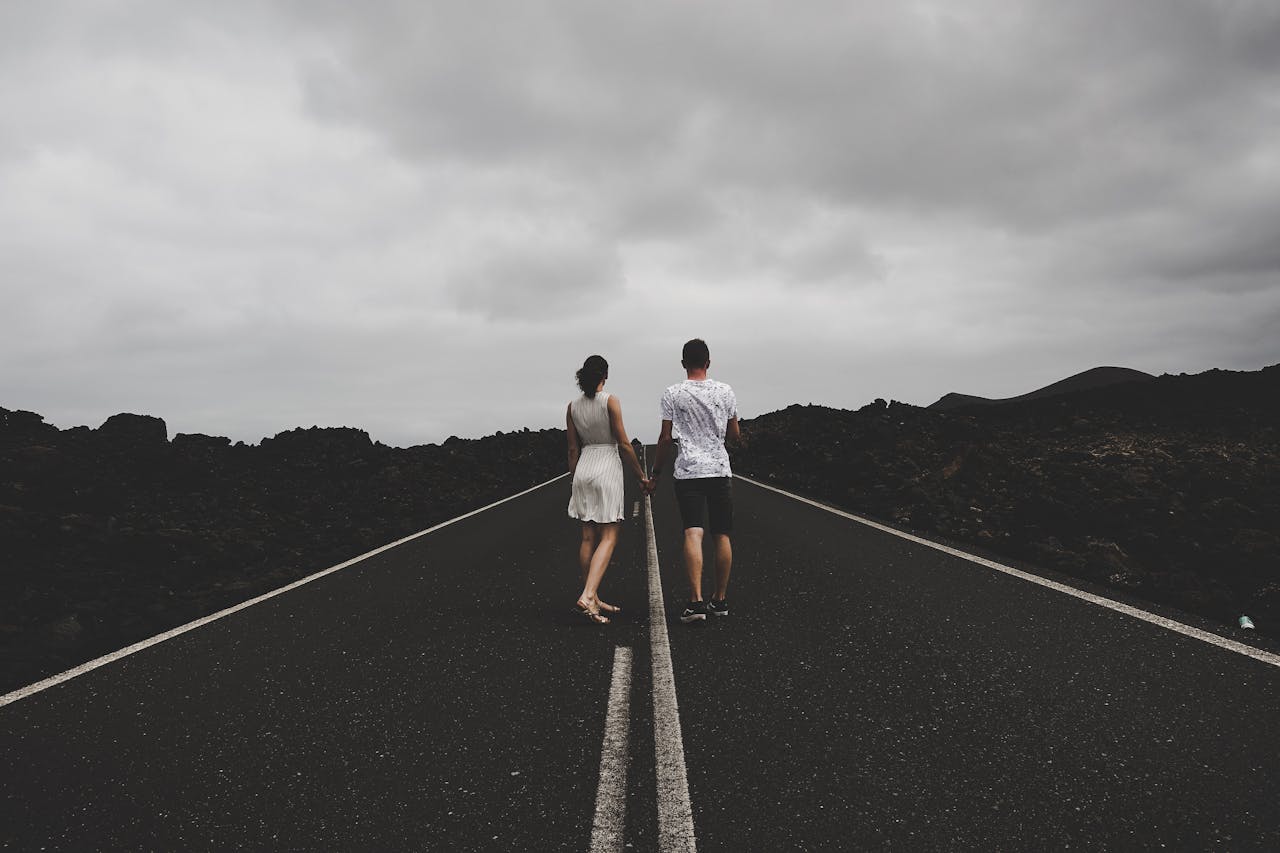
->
[590, 646, 633, 850]
[644, 493, 698, 851]
[589, 493, 697, 853]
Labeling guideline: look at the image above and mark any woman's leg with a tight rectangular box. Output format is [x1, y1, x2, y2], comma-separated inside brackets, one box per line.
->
[579, 522, 599, 584]
[579, 521, 620, 612]
[579, 522, 620, 607]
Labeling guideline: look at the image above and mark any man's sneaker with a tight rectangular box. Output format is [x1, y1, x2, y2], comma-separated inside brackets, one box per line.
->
[707, 598, 729, 617]
[680, 600, 708, 623]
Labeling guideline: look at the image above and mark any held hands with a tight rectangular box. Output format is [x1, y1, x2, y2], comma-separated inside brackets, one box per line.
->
[639, 476, 657, 496]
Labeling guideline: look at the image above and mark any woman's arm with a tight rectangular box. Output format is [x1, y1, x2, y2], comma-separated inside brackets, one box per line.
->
[566, 404, 580, 475]
[607, 396, 649, 483]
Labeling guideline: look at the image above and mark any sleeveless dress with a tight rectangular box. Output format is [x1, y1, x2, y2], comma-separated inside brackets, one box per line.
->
[567, 392, 625, 522]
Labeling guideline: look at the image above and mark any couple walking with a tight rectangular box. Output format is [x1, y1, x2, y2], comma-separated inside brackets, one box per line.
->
[566, 338, 741, 625]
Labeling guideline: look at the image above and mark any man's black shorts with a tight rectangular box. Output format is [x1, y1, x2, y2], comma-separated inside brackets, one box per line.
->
[673, 476, 734, 534]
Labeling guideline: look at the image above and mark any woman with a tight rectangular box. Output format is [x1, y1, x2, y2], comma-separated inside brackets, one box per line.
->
[567, 355, 650, 624]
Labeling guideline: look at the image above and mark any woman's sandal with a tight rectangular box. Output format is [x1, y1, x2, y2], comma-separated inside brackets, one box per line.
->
[597, 600, 622, 615]
[575, 599, 610, 624]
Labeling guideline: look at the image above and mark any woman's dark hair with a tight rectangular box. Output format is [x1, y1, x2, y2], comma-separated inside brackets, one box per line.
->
[576, 355, 609, 397]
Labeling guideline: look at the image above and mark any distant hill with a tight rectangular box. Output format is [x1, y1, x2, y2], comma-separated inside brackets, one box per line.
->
[928, 366, 1155, 411]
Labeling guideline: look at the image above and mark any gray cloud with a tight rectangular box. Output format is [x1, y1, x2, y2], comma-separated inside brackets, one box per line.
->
[2, 0, 1278, 445]
[448, 227, 624, 319]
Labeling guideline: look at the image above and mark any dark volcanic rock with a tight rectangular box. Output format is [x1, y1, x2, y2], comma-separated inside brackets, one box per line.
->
[259, 425, 373, 459]
[0, 409, 58, 442]
[0, 409, 563, 693]
[97, 412, 168, 446]
[172, 433, 232, 450]
[737, 364, 1280, 639]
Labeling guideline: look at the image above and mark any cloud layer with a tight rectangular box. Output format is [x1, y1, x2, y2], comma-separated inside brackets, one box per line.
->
[2, 1, 1278, 444]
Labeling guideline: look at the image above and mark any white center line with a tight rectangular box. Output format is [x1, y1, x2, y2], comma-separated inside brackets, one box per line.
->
[590, 646, 633, 853]
[643, 494, 698, 852]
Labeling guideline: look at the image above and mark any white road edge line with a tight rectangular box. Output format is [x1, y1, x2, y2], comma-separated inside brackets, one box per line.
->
[590, 646, 633, 853]
[644, 494, 698, 852]
[737, 475, 1280, 669]
[0, 473, 572, 709]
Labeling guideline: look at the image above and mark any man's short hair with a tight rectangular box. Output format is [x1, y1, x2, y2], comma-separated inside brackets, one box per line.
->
[682, 338, 710, 369]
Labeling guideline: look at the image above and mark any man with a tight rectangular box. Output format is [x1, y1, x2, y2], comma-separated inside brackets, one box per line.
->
[649, 338, 742, 623]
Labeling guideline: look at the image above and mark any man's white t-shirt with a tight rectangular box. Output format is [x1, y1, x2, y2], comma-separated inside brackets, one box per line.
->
[660, 379, 738, 479]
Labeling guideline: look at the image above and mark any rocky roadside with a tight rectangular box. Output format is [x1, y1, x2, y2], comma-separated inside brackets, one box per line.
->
[734, 364, 1280, 641]
[0, 411, 564, 694]
[5, 364, 1277, 694]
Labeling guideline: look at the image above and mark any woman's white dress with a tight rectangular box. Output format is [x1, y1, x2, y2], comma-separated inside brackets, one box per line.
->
[567, 392, 625, 522]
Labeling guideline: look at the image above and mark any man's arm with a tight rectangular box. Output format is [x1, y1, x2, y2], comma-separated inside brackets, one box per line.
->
[651, 419, 675, 487]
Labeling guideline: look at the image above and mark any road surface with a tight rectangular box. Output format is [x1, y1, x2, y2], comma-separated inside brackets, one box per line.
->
[4, 459, 1280, 850]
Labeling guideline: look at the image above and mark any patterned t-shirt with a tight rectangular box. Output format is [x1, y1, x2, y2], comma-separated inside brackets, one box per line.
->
[660, 379, 738, 479]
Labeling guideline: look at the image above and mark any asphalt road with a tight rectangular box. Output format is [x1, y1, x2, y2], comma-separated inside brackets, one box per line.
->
[656, 477, 1280, 851]
[1, 474, 653, 851]
[4, 459, 1280, 850]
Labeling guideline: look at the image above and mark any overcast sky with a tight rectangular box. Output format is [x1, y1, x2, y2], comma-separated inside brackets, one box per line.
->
[2, 1, 1278, 446]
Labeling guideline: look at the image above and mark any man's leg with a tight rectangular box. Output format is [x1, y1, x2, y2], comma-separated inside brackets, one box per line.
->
[705, 477, 734, 613]
[713, 533, 732, 601]
[684, 527, 705, 601]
